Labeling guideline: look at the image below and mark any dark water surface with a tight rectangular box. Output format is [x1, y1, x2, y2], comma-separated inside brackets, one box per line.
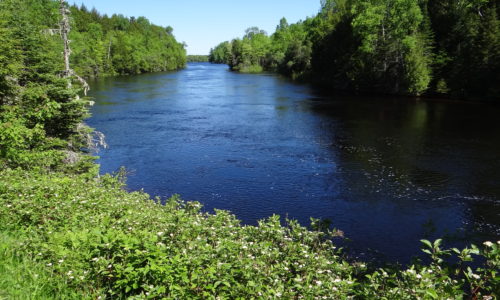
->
[87, 63, 500, 263]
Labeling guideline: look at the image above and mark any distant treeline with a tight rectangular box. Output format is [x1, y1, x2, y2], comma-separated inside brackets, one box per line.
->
[187, 55, 209, 62]
[210, 0, 499, 100]
[69, 4, 186, 77]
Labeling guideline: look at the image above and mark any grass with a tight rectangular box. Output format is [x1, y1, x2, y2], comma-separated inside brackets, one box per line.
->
[0, 231, 99, 299]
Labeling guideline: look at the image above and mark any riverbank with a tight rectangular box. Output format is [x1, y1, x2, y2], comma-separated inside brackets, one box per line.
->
[1, 159, 499, 298]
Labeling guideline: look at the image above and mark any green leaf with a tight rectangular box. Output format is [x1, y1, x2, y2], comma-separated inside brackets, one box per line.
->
[433, 239, 442, 248]
[420, 239, 433, 249]
[425, 289, 438, 299]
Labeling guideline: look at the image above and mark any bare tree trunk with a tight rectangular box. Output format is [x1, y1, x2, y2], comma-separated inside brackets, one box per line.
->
[58, 1, 106, 159]
[107, 38, 112, 62]
[59, 0, 89, 95]
[381, 22, 388, 73]
[60, 0, 71, 78]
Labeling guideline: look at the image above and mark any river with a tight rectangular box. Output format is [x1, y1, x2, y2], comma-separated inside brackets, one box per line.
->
[87, 62, 500, 263]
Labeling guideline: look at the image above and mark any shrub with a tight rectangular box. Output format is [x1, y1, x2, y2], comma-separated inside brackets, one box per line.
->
[0, 169, 498, 299]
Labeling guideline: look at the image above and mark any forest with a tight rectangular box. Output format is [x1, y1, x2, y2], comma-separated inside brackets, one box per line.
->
[69, 4, 186, 76]
[187, 55, 210, 62]
[210, 0, 499, 100]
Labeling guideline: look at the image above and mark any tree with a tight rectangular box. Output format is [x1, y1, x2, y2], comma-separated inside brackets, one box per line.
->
[428, 0, 499, 98]
[350, 0, 432, 95]
[244, 27, 267, 39]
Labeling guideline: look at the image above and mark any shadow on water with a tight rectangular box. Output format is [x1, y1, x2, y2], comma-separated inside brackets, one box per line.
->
[306, 95, 500, 257]
[87, 63, 500, 264]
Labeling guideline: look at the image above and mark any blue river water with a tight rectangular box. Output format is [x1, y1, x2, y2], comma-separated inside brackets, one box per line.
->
[87, 62, 500, 263]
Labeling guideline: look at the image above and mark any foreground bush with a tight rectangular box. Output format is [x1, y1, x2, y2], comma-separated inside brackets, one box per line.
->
[0, 168, 498, 299]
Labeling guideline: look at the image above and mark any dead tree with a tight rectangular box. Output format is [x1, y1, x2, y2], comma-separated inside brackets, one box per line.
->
[58, 1, 107, 156]
[59, 0, 89, 95]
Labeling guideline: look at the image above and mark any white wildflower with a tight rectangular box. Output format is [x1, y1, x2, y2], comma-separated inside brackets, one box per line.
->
[483, 241, 493, 247]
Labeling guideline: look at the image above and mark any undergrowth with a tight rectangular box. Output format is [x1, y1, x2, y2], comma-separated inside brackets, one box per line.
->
[0, 168, 498, 299]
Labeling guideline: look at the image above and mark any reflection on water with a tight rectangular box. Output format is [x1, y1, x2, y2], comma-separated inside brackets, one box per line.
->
[87, 63, 500, 263]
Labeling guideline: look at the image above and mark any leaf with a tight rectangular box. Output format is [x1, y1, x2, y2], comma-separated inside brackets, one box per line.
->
[425, 289, 438, 299]
[420, 239, 433, 249]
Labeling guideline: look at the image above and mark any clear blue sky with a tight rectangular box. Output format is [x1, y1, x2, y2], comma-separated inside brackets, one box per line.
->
[71, 0, 321, 55]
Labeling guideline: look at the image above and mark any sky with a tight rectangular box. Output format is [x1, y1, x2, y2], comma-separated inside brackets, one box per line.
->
[71, 0, 321, 55]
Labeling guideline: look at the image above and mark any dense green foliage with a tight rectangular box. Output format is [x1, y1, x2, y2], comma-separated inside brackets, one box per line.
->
[69, 4, 186, 77]
[0, 0, 95, 173]
[187, 55, 209, 63]
[210, 0, 499, 99]
[1, 0, 499, 298]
